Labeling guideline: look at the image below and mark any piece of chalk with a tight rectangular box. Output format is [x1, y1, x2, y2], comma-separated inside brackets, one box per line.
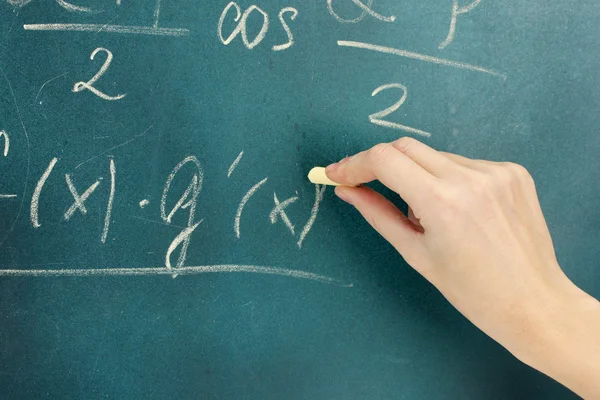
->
[308, 167, 345, 186]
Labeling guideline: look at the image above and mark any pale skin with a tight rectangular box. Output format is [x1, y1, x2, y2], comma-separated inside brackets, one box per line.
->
[325, 137, 600, 399]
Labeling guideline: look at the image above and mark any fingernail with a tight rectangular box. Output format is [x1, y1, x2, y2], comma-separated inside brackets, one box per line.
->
[334, 187, 354, 205]
[326, 156, 352, 174]
[325, 163, 339, 174]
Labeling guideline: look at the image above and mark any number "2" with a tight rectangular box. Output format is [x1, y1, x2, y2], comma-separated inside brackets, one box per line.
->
[73, 48, 126, 101]
[369, 83, 431, 137]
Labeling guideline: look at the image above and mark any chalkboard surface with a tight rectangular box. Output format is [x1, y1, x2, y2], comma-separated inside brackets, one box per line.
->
[0, 0, 598, 398]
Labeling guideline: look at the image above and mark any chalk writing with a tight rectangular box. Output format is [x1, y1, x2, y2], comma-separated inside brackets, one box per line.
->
[23, 24, 190, 36]
[20, 150, 329, 260]
[270, 193, 298, 235]
[219, 2, 269, 50]
[4, 150, 347, 283]
[22, 0, 189, 36]
[31, 158, 58, 229]
[439, 0, 482, 50]
[56, 0, 97, 14]
[0, 130, 8, 157]
[63, 174, 101, 221]
[235, 177, 268, 238]
[101, 158, 116, 243]
[218, 2, 298, 51]
[18, 0, 505, 139]
[272, 7, 298, 51]
[153, 0, 162, 28]
[369, 83, 432, 137]
[161, 156, 203, 271]
[3, 0, 505, 287]
[166, 221, 202, 272]
[228, 151, 244, 178]
[30, 158, 116, 241]
[8, 0, 32, 7]
[0, 265, 351, 286]
[73, 47, 126, 101]
[297, 185, 326, 248]
[337, 40, 507, 79]
[327, 0, 395, 23]
[268, 187, 326, 248]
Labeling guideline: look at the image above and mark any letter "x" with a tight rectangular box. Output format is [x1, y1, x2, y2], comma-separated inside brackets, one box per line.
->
[64, 174, 100, 221]
[270, 193, 298, 235]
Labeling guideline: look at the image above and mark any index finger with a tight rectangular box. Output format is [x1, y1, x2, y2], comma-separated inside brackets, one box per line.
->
[325, 142, 436, 207]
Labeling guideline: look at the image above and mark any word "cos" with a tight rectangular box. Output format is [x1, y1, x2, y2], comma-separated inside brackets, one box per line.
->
[218, 2, 299, 51]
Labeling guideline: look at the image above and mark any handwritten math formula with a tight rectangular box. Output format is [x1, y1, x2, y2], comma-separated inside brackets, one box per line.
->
[20, 0, 507, 136]
[0, 0, 506, 284]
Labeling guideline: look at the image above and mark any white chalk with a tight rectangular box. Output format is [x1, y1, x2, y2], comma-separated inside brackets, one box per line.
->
[307, 167, 345, 186]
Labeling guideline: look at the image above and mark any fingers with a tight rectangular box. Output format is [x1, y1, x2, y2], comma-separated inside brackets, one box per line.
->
[440, 151, 503, 172]
[325, 141, 436, 207]
[390, 137, 456, 177]
[439, 151, 473, 167]
[334, 185, 425, 264]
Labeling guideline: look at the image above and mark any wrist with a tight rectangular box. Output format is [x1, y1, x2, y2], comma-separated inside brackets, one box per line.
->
[513, 275, 600, 397]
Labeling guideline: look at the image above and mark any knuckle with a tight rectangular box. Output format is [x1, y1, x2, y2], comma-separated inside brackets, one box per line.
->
[434, 192, 462, 224]
[502, 162, 530, 179]
[429, 162, 536, 223]
[459, 170, 491, 197]
[494, 162, 534, 190]
[439, 184, 464, 204]
[368, 143, 395, 165]
[446, 174, 493, 211]
[366, 214, 381, 234]
[392, 137, 417, 157]
[429, 185, 462, 214]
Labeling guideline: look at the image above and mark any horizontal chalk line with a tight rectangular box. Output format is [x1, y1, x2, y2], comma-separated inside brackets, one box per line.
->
[337, 40, 507, 80]
[23, 24, 190, 37]
[0, 265, 352, 286]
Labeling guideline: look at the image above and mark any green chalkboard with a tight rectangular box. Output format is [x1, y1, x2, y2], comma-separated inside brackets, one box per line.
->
[0, 0, 598, 398]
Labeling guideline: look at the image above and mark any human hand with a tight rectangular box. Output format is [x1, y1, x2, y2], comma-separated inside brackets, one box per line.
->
[325, 138, 600, 398]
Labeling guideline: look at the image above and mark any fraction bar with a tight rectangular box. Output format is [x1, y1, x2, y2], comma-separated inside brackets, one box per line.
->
[23, 24, 190, 37]
[337, 40, 507, 80]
